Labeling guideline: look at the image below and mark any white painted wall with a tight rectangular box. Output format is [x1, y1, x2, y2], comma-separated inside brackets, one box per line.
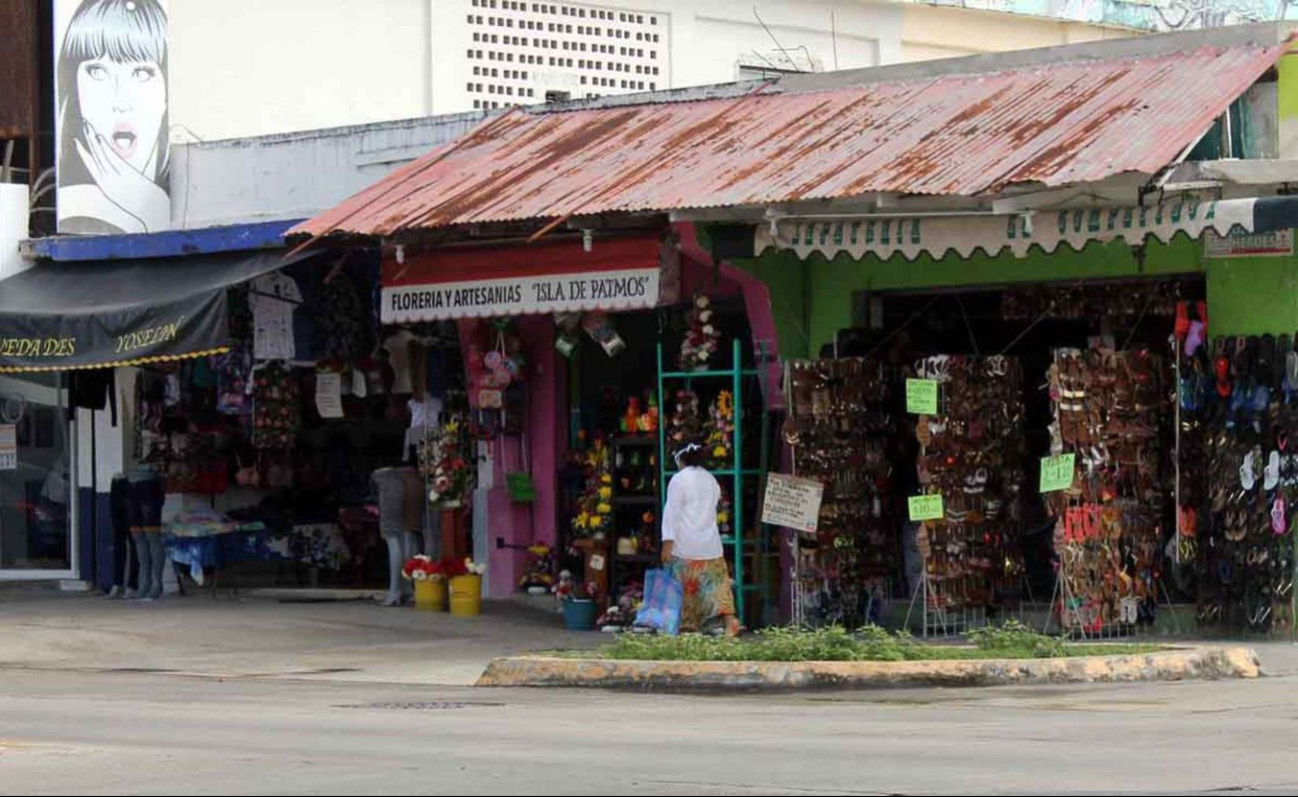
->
[167, 0, 899, 141]
[0, 184, 32, 282]
[169, 0, 432, 142]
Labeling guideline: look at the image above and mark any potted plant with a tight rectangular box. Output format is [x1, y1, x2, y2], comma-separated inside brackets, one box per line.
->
[401, 555, 446, 611]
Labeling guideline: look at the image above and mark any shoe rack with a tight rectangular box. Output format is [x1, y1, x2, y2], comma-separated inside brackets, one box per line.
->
[784, 356, 899, 628]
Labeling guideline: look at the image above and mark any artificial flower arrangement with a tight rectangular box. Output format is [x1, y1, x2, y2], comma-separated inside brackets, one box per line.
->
[665, 388, 702, 451]
[704, 390, 735, 468]
[717, 489, 734, 539]
[519, 544, 554, 592]
[570, 435, 614, 538]
[420, 417, 472, 507]
[679, 294, 720, 371]
[401, 555, 443, 582]
[440, 557, 488, 579]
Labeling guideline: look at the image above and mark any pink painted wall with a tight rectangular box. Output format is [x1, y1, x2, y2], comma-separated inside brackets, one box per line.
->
[675, 223, 784, 410]
[461, 316, 565, 598]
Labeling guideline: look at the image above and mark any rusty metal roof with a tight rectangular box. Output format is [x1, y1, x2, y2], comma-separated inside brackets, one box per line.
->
[291, 41, 1287, 241]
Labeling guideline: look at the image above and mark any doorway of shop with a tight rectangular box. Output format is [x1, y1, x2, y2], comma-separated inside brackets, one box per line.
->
[836, 276, 1203, 629]
[0, 372, 77, 580]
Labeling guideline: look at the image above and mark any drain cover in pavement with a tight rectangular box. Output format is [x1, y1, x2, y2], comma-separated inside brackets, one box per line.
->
[336, 701, 504, 711]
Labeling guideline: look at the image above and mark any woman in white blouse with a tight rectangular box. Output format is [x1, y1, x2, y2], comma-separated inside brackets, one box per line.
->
[661, 441, 741, 637]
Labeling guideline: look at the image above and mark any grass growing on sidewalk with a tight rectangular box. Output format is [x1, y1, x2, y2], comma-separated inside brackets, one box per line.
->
[594, 622, 1165, 662]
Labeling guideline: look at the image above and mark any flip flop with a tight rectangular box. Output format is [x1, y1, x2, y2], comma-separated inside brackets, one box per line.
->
[1273, 496, 1288, 535]
[1174, 300, 1190, 342]
[1241, 448, 1258, 490]
[1266, 450, 1282, 491]
[1185, 321, 1205, 359]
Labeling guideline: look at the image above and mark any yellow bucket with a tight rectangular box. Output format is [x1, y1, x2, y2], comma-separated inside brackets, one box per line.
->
[414, 578, 447, 611]
[449, 574, 482, 617]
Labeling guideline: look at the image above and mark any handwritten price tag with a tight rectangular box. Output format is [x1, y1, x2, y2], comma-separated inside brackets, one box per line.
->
[908, 494, 944, 522]
[1039, 453, 1076, 493]
[906, 379, 939, 415]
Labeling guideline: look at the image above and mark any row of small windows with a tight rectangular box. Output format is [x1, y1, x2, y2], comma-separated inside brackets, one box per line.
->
[471, 50, 657, 73]
[471, 0, 658, 25]
[581, 76, 652, 90]
[471, 16, 661, 42]
[575, 59, 657, 73]
[473, 67, 531, 80]
[468, 83, 538, 97]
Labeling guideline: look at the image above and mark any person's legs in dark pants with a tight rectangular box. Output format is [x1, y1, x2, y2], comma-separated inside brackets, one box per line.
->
[110, 477, 135, 597]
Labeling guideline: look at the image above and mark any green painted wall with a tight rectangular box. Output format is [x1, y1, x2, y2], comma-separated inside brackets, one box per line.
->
[733, 236, 1298, 356]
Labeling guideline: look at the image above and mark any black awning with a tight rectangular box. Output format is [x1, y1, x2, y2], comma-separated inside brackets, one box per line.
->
[0, 250, 312, 372]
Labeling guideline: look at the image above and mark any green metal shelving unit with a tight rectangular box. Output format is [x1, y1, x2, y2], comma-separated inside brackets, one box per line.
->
[657, 338, 767, 623]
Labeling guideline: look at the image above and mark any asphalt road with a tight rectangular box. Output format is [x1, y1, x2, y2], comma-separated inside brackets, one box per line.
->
[4, 667, 1298, 795]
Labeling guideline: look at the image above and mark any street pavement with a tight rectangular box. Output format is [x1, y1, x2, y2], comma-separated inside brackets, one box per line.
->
[4, 592, 1298, 795]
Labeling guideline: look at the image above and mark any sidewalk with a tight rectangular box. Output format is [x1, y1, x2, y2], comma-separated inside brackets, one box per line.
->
[0, 591, 599, 686]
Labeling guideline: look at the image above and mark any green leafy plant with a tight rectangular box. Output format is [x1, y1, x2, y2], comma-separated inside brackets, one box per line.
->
[593, 622, 1156, 663]
[966, 620, 1066, 658]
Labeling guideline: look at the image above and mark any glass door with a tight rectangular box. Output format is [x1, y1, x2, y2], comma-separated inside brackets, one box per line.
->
[0, 373, 76, 579]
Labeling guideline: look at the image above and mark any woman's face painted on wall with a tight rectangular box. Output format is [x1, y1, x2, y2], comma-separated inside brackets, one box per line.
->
[77, 54, 166, 174]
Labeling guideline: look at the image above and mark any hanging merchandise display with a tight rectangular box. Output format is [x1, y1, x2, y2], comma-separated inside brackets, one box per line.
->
[784, 357, 898, 628]
[252, 362, 302, 450]
[910, 354, 1026, 635]
[582, 311, 626, 357]
[1000, 282, 1181, 322]
[1191, 330, 1296, 633]
[1046, 347, 1166, 636]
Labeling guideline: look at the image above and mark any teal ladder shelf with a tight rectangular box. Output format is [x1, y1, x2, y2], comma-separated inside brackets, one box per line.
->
[657, 338, 768, 624]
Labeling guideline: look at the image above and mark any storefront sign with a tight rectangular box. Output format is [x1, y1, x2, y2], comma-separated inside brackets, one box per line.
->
[1205, 229, 1294, 258]
[906, 379, 939, 415]
[761, 473, 825, 533]
[1039, 453, 1076, 493]
[380, 234, 675, 323]
[0, 424, 15, 470]
[908, 494, 944, 522]
[383, 269, 661, 323]
[763, 197, 1288, 262]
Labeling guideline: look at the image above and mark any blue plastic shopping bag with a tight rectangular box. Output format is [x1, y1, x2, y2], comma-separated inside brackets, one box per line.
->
[635, 568, 683, 636]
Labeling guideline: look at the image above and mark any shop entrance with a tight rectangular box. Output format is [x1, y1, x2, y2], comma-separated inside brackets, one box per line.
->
[0, 373, 76, 579]
[795, 276, 1201, 635]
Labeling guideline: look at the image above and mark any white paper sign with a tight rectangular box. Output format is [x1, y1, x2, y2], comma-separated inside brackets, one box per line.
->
[315, 372, 344, 419]
[761, 473, 824, 533]
[0, 424, 15, 470]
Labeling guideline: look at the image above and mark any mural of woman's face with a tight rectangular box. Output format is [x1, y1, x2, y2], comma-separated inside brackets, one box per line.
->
[76, 53, 166, 174]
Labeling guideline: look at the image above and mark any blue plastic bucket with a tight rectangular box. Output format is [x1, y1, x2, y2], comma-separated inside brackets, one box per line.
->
[562, 599, 598, 631]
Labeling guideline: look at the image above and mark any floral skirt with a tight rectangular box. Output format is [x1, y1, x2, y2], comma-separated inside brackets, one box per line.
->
[669, 557, 736, 632]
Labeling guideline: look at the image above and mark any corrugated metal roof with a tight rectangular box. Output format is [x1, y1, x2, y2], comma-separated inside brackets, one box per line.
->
[291, 42, 1287, 240]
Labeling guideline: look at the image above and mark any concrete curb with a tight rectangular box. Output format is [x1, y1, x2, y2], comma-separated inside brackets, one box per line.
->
[475, 646, 1261, 691]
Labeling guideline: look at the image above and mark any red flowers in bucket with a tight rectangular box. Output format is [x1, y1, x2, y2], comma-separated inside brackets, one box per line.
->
[401, 555, 444, 582]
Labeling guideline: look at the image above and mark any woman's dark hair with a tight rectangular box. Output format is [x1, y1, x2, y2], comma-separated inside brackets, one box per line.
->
[57, 0, 170, 189]
[674, 441, 706, 469]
